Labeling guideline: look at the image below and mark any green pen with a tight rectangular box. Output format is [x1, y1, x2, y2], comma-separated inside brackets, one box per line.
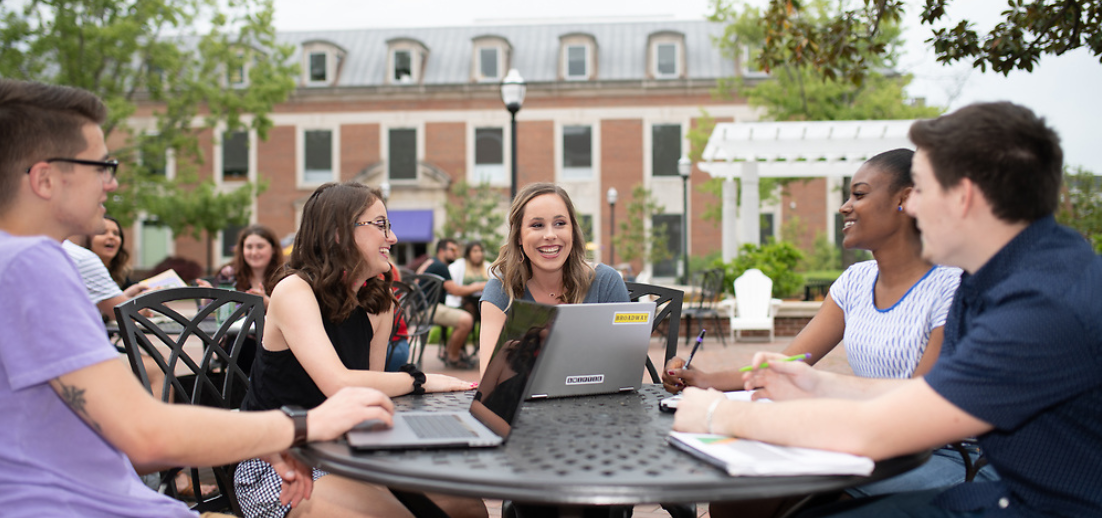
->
[738, 353, 812, 372]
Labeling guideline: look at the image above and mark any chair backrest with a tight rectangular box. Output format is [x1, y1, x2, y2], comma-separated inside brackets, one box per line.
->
[624, 282, 684, 383]
[689, 268, 725, 310]
[390, 280, 432, 365]
[734, 269, 774, 319]
[407, 272, 445, 314]
[114, 286, 263, 515]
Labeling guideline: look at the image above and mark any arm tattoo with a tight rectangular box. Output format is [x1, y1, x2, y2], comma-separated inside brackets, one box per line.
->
[54, 379, 103, 433]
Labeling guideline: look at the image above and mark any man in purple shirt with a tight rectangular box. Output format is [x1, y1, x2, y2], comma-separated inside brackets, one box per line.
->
[675, 102, 1101, 517]
[0, 78, 395, 516]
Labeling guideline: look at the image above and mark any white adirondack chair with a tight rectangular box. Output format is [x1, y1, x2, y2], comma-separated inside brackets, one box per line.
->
[725, 269, 782, 342]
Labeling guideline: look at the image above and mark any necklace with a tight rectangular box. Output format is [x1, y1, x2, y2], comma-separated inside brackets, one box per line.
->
[529, 280, 562, 300]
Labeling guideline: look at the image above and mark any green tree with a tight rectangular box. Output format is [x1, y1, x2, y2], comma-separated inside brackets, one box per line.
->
[141, 174, 267, 273]
[1057, 166, 1102, 253]
[440, 180, 506, 260]
[752, 0, 1102, 85]
[709, 0, 943, 120]
[613, 185, 673, 266]
[0, 0, 296, 228]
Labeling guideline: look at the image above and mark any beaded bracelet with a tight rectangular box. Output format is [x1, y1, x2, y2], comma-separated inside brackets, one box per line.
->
[705, 396, 724, 435]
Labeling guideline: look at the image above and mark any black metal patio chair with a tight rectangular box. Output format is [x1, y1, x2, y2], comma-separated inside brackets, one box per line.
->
[114, 286, 263, 515]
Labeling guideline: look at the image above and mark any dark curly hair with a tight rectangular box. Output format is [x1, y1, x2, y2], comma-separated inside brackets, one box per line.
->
[279, 182, 395, 322]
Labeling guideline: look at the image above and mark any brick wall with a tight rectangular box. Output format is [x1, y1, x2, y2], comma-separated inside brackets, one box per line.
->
[782, 177, 829, 252]
[518, 120, 554, 185]
[425, 122, 466, 182]
[340, 123, 380, 181]
[600, 119, 643, 267]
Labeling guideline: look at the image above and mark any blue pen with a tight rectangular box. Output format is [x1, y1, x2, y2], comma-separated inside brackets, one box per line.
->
[683, 329, 706, 369]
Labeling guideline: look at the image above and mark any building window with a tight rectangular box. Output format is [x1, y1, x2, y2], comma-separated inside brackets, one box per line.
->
[139, 219, 171, 268]
[221, 131, 248, 181]
[652, 124, 681, 176]
[656, 43, 677, 77]
[389, 128, 417, 180]
[303, 130, 332, 184]
[761, 213, 775, 245]
[474, 127, 504, 183]
[227, 51, 247, 87]
[221, 222, 246, 260]
[479, 48, 499, 80]
[394, 50, 412, 83]
[566, 45, 587, 79]
[140, 137, 167, 177]
[652, 214, 681, 277]
[562, 125, 592, 180]
[308, 52, 327, 83]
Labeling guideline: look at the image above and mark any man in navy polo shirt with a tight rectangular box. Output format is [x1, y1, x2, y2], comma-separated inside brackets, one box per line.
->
[674, 102, 1101, 517]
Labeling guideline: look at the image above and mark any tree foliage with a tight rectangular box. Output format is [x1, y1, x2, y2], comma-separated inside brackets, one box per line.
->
[612, 185, 673, 266]
[440, 180, 507, 260]
[1056, 166, 1102, 253]
[709, 0, 942, 121]
[0, 0, 296, 230]
[753, 0, 1102, 85]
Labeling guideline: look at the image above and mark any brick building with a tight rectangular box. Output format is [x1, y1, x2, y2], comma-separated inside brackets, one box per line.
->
[127, 18, 845, 281]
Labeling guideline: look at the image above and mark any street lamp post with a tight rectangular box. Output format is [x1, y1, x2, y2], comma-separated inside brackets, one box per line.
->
[678, 155, 691, 285]
[607, 187, 618, 266]
[500, 69, 526, 200]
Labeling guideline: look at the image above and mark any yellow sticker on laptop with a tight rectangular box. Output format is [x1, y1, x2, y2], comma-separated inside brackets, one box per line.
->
[613, 312, 650, 324]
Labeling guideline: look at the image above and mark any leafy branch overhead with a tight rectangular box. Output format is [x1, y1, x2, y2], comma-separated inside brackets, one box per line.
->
[754, 0, 1102, 85]
[0, 0, 296, 230]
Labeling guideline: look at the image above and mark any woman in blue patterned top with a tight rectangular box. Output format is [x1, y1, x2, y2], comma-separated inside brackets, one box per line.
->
[665, 149, 994, 508]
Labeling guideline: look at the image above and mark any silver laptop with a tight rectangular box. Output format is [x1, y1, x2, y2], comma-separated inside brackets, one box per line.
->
[526, 301, 656, 399]
[347, 300, 557, 450]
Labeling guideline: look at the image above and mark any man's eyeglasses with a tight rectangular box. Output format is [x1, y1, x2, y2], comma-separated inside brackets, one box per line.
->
[27, 158, 119, 183]
[355, 218, 391, 238]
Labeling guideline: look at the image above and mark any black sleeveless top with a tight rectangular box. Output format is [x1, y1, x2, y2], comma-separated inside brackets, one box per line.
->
[241, 309, 374, 411]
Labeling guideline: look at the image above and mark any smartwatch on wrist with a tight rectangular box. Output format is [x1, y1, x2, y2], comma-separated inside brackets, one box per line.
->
[280, 405, 309, 447]
[399, 363, 426, 396]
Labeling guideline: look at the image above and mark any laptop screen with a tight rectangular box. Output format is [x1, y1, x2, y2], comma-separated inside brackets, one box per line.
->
[468, 300, 557, 438]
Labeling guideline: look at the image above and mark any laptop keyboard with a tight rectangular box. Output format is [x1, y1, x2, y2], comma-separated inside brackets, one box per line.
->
[405, 414, 479, 439]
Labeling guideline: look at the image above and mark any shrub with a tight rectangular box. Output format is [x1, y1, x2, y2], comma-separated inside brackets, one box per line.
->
[714, 242, 805, 299]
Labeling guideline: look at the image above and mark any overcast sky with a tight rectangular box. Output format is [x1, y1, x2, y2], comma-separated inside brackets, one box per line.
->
[272, 0, 1102, 174]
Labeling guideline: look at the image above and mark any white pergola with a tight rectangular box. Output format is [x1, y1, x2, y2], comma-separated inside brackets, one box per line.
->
[697, 120, 917, 262]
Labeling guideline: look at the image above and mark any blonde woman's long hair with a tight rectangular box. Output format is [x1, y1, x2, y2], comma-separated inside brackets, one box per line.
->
[488, 183, 594, 309]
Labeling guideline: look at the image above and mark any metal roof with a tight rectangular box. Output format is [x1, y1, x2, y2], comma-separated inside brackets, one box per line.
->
[277, 19, 735, 86]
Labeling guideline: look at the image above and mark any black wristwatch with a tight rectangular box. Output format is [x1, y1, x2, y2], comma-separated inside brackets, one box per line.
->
[280, 405, 309, 447]
[399, 363, 426, 396]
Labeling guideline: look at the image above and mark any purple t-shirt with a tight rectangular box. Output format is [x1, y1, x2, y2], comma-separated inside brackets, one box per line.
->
[0, 232, 193, 517]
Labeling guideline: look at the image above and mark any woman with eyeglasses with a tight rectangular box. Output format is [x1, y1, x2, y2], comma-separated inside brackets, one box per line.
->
[234, 181, 484, 518]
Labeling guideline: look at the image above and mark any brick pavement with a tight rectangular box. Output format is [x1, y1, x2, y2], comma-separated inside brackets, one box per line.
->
[420, 333, 854, 518]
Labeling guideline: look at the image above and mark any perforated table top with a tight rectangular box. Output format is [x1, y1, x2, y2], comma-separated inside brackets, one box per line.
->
[298, 385, 928, 505]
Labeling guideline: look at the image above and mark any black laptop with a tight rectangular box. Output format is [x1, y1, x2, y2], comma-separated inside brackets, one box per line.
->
[346, 300, 556, 450]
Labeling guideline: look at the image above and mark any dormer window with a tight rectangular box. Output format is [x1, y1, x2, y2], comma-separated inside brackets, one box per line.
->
[394, 50, 412, 82]
[225, 48, 252, 88]
[301, 41, 345, 87]
[471, 35, 511, 83]
[647, 31, 685, 79]
[387, 38, 428, 85]
[308, 52, 327, 82]
[566, 45, 587, 79]
[559, 33, 597, 81]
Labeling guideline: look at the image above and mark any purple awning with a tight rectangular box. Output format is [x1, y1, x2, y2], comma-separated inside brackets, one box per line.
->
[389, 210, 434, 243]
